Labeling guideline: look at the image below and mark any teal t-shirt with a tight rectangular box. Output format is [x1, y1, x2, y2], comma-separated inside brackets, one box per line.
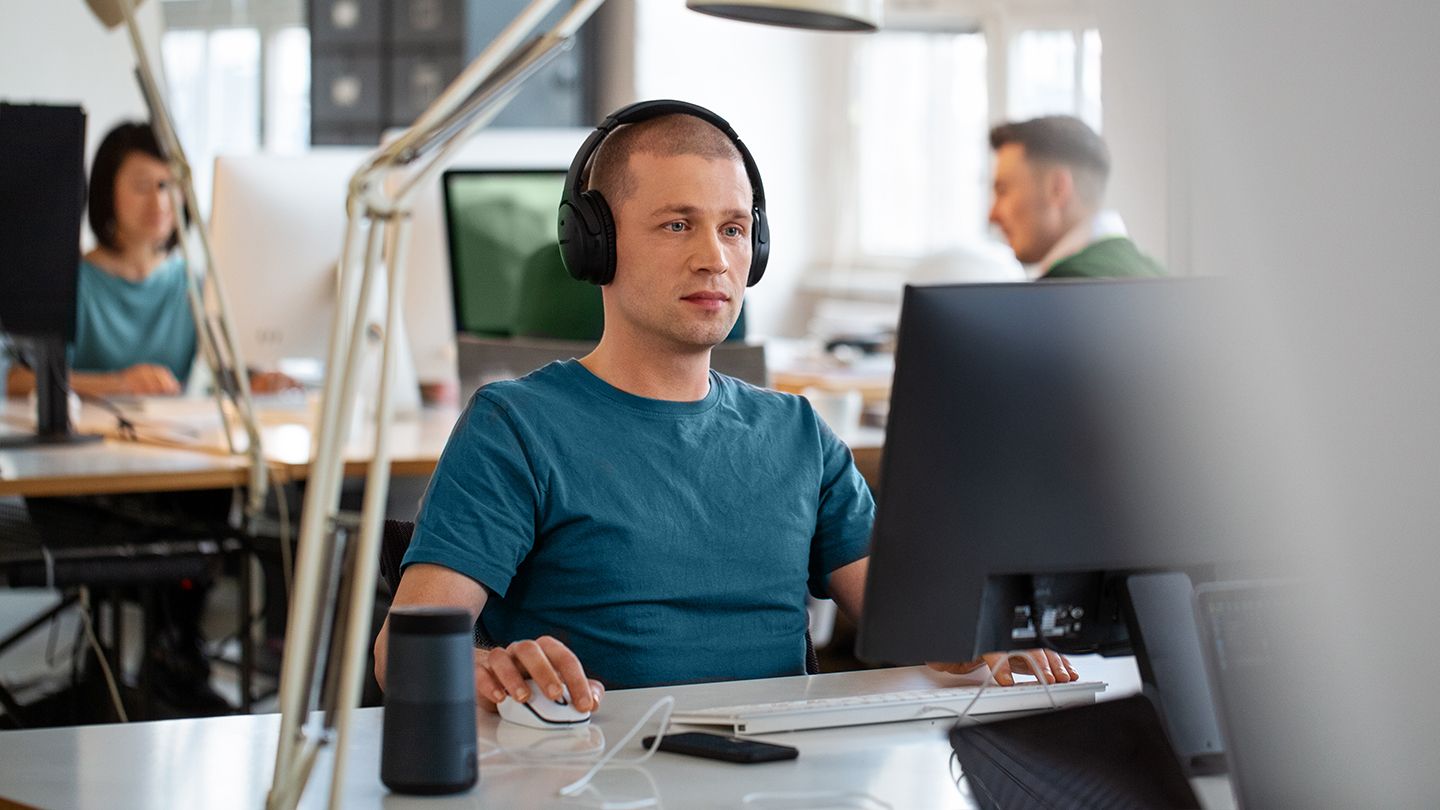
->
[71, 256, 197, 384]
[404, 360, 875, 689]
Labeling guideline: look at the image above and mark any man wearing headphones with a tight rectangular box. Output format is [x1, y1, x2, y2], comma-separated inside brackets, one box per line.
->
[375, 101, 1077, 714]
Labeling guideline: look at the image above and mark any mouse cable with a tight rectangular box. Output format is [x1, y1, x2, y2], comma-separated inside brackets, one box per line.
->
[933, 649, 1064, 803]
[557, 695, 675, 802]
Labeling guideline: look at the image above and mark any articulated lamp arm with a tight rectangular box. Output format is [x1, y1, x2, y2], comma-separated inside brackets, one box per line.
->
[85, 0, 270, 518]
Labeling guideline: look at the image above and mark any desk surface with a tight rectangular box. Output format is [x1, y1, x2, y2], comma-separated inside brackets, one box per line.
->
[0, 659, 1230, 810]
[0, 397, 458, 497]
[3, 396, 884, 498]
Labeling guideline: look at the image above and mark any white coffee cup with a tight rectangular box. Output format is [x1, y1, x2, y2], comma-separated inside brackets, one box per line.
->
[803, 387, 863, 437]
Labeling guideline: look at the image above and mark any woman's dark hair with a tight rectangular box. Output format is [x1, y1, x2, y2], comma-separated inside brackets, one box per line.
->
[87, 122, 181, 252]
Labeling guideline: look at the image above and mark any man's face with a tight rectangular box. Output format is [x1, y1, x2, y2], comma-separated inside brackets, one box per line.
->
[606, 151, 752, 352]
[989, 143, 1068, 265]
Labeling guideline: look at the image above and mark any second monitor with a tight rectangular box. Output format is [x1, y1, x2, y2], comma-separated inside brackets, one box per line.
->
[443, 169, 571, 338]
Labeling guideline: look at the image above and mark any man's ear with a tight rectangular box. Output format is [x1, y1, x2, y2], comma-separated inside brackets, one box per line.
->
[1043, 165, 1075, 209]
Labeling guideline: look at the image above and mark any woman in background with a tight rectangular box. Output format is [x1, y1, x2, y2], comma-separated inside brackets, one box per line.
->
[4, 121, 290, 396]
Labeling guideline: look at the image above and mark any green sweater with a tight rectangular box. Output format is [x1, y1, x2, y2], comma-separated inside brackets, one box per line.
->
[1043, 236, 1165, 279]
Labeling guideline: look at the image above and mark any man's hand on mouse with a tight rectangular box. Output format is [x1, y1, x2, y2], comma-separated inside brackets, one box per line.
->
[476, 635, 604, 714]
[927, 648, 1078, 686]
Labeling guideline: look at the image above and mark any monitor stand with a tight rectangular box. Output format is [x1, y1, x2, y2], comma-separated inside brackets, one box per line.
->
[1120, 571, 1228, 776]
[0, 337, 101, 449]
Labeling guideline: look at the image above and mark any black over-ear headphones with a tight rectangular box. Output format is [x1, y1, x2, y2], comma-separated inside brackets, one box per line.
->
[557, 99, 770, 287]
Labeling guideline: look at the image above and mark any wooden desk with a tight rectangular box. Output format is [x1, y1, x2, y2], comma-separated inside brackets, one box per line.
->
[0, 659, 1234, 810]
[252, 405, 458, 483]
[1, 397, 457, 497]
[4, 395, 886, 497]
[839, 425, 885, 491]
[0, 435, 249, 498]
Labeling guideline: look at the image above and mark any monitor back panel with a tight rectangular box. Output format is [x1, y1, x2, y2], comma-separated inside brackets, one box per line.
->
[859, 279, 1282, 664]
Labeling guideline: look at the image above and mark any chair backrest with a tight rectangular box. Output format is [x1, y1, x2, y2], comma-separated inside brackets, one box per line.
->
[377, 518, 818, 675]
[379, 519, 414, 595]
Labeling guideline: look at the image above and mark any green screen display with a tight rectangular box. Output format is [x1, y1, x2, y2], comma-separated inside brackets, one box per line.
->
[443, 170, 568, 336]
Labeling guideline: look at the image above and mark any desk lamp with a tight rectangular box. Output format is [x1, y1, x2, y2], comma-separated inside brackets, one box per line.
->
[268, 1, 878, 808]
[82, 0, 270, 520]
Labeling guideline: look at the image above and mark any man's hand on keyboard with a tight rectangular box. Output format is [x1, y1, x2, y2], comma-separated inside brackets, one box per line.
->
[926, 648, 1078, 686]
[475, 635, 604, 714]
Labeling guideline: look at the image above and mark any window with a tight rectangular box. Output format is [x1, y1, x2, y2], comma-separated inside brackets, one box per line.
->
[1009, 28, 1103, 132]
[158, 0, 308, 212]
[845, 24, 1102, 265]
[265, 27, 311, 154]
[852, 31, 990, 259]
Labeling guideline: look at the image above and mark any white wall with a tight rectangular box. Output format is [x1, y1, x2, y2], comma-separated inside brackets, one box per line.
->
[599, 0, 833, 339]
[0, 2, 165, 173]
[1100, 0, 1440, 803]
[1094, 1, 1174, 270]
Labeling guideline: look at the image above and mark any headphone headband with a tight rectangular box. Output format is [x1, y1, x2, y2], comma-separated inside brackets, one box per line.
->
[557, 99, 770, 287]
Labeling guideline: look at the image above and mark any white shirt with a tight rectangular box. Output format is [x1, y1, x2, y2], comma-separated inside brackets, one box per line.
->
[1028, 210, 1130, 280]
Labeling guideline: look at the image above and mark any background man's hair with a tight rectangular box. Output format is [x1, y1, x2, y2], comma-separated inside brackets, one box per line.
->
[586, 113, 745, 206]
[989, 115, 1111, 203]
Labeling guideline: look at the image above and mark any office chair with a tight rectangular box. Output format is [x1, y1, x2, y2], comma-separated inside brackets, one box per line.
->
[378, 519, 819, 675]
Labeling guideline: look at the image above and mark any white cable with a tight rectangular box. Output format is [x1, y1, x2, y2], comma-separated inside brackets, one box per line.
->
[495, 726, 608, 763]
[741, 790, 893, 809]
[475, 736, 506, 762]
[562, 767, 662, 810]
[557, 695, 674, 800]
[271, 465, 293, 599]
[1005, 649, 1060, 710]
[41, 545, 55, 590]
[77, 587, 128, 723]
[937, 650, 1067, 803]
[937, 650, 1065, 730]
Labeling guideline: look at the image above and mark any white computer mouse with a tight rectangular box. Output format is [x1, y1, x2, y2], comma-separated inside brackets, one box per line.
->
[496, 679, 592, 730]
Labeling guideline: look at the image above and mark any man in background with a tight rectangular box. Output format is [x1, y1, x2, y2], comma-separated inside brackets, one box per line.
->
[988, 115, 1164, 279]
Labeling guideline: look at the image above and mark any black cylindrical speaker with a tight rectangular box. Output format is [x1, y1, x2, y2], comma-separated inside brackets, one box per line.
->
[381, 607, 478, 794]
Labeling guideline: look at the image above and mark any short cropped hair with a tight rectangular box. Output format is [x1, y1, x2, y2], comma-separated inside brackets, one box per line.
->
[586, 113, 745, 207]
[989, 116, 1111, 204]
[88, 122, 180, 252]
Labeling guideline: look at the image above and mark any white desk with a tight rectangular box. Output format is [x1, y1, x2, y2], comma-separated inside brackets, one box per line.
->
[0, 659, 1232, 809]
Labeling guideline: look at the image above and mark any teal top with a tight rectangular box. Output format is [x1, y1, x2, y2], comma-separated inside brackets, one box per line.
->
[72, 256, 196, 384]
[404, 360, 875, 689]
[1043, 236, 1166, 279]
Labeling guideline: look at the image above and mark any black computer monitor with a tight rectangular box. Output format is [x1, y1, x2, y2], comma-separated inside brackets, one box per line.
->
[857, 278, 1279, 772]
[442, 169, 570, 337]
[0, 103, 95, 447]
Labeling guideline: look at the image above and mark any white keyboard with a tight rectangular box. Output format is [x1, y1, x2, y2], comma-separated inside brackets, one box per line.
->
[671, 680, 1106, 735]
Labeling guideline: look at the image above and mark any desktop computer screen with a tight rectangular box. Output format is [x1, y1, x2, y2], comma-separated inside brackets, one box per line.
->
[0, 104, 84, 341]
[857, 278, 1282, 772]
[0, 103, 90, 445]
[209, 150, 371, 383]
[442, 169, 568, 337]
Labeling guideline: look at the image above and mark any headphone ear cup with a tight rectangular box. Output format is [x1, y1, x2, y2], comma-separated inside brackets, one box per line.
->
[592, 192, 618, 285]
[558, 190, 616, 285]
[747, 205, 770, 287]
[558, 199, 591, 283]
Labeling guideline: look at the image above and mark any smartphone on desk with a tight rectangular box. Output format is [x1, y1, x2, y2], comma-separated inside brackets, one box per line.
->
[643, 732, 798, 764]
